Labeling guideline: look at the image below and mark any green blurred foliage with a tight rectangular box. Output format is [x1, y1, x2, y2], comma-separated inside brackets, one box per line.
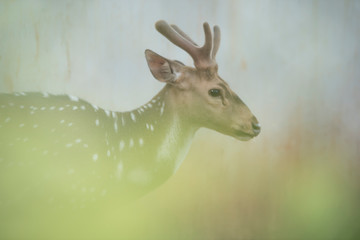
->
[1, 129, 359, 240]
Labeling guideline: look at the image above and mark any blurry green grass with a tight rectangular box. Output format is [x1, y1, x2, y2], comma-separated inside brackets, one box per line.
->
[1, 130, 359, 240]
[125, 131, 359, 240]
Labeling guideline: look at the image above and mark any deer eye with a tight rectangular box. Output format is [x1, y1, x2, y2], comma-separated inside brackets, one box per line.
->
[208, 89, 221, 97]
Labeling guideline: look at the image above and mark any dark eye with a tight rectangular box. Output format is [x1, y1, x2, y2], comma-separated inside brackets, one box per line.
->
[208, 89, 221, 97]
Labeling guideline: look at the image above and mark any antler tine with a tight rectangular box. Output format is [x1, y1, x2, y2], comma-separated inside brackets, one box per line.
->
[170, 24, 198, 46]
[212, 25, 221, 59]
[155, 20, 198, 62]
[201, 22, 213, 58]
[155, 20, 218, 69]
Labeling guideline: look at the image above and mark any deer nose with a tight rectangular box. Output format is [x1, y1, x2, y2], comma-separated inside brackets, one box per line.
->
[252, 122, 261, 136]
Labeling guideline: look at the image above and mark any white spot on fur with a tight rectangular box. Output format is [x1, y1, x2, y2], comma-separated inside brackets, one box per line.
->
[130, 112, 136, 122]
[75, 138, 82, 143]
[95, 119, 99, 126]
[81, 105, 86, 110]
[92, 154, 98, 162]
[66, 143, 73, 148]
[20, 105, 24, 109]
[19, 123, 24, 128]
[69, 95, 79, 102]
[107, 150, 111, 157]
[33, 124, 38, 128]
[114, 122, 118, 132]
[116, 162, 123, 179]
[40, 107, 46, 110]
[83, 144, 88, 148]
[68, 122, 73, 127]
[60, 120, 65, 124]
[43, 92, 49, 98]
[121, 115, 125, 126]
[160, 102, 165, 116]
[50, 106, 55, 110]
[150, 124, 154, 131]
[139, 138, 144, 146]
[105, 110, 110, 117]
[129, 138, 134, 148]
[4, 117, 11, 123]
[119, 140, 125, 151]
[92, 104, 99, 110]
[72, 106, 78, 110]
[59, 107, 64, 111]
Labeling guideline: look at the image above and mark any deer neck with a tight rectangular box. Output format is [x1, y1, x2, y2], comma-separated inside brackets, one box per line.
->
[111, 85, 197, 183]
[152, 86, 198, 173]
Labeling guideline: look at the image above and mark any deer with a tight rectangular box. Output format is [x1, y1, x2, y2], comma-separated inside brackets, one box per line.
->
[0, 20, 260, 210]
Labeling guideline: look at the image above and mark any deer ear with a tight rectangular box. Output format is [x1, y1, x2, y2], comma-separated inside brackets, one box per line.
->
[145, 49, 179, 83]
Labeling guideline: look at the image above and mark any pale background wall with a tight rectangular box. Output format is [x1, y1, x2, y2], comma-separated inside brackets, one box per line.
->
[1, 0, 360, 239]
[1, 1, 359, 124]
[1, 0, 359, 145]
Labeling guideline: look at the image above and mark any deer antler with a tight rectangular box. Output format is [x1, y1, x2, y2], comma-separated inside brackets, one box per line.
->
[155, 20, 221, 69]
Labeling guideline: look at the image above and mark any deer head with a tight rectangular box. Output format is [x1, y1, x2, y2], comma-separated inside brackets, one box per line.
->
[145, 20, 260, 141]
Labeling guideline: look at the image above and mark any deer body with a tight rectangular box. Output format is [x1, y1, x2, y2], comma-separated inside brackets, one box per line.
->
[0, 87, 195, 206]
[0, 20, 260, 210]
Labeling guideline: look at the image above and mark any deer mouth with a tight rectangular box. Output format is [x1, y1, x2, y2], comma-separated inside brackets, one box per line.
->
[234, 130, 255, 141]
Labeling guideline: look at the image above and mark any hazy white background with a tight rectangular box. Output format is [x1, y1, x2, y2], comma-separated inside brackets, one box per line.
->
[1, 0, 360, 239]
[1, 0, 359, 152]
